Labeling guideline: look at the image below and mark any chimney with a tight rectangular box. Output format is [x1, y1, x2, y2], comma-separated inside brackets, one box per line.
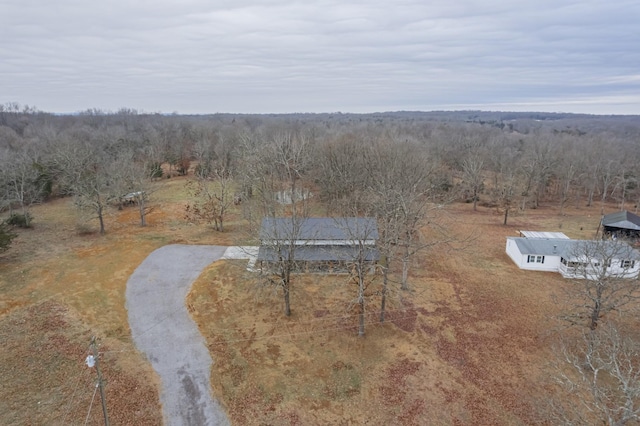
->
[553, 245, 557, 253]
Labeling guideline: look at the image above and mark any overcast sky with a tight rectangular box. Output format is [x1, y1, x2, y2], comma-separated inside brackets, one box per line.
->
[2, 0, 639, 114]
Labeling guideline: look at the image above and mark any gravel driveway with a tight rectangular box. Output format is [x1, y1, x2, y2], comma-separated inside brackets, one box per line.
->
[125, 244, 230, 426]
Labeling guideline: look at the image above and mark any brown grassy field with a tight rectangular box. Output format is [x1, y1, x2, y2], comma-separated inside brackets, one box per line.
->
[187, 202, 604, 425]
[0, 175, 611, 425]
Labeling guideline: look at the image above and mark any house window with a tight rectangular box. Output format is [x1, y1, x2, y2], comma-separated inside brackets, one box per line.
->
[562, 258, 583, 268]
[621, 260, 636, 268]
[527, 255, 545, 264]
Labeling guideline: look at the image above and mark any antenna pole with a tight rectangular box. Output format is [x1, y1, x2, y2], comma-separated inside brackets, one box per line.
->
[90, 336, 110, 426]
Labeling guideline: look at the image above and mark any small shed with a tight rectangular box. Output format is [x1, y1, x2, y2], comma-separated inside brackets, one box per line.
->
[602, 211, 640, 239]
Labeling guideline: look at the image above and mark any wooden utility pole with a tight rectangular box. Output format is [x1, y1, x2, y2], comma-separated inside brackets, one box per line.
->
[90, 336, 110, 426]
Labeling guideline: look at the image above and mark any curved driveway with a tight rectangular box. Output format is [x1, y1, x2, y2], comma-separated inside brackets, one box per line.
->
[125, 244, 230, 426]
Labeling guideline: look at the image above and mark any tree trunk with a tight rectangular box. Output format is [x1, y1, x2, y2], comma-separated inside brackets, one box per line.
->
[284, 284, 291, 317]
[358, 294, 365, 336]
[503, 205, 509, 225]
[283, 266, 291, 317]
[589, 286, 603, 330]
[590, 299, 601, 330]
[22, 205, 31, 227]
[472, 188, 478, 211]
[139, 198, 146, 227]
[380, 259, 388, 323]
[358, 265, 365, 336]
[401, 252, 409, 291]
[98, 203, 105, 235]
[587, 184, 595, 207]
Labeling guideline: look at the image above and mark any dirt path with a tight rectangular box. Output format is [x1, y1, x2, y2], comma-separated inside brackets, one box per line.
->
[125, 244, 230, 426]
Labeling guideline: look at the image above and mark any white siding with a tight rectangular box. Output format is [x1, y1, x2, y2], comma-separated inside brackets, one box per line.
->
[506, 238, 562, 272]
[506, 238, 525, 268]
[560, 259, 640, 279]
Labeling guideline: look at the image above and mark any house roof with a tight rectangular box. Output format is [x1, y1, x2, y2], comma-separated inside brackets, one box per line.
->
[602, 210, 640, 231]
[257, 245, 380, 262]
[510, 237, 571, 256]
[509, 237, 640, 260]
[519, 231, 570, 239]
[259, 217, 379, 241]
[559, 240, 640, 261]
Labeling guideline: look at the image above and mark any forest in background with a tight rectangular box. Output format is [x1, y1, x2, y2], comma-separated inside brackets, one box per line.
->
[2, 102, 640, 232]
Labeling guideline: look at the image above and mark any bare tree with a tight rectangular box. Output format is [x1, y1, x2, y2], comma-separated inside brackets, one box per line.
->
[520, 135, 556, 209]
[185, 167, 234, 232]
[599, 160, 619, 215]
[1, 148, 50, 226]
[114, 150, 156, 227]
[551, 323, 640, 425]
[558, 240, 640, 330]
[53, 137, 119, 235]
[330, 215, 380, 337]
[461, 152, 485, 211]
[488, 137, 521, 225]
[248, 129, 314, 316]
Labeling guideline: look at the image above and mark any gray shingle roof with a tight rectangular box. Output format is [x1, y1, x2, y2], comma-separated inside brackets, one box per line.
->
[259, 217, 379, 241]
[559, 240, 640, 261]
[510, 237, 640, 260]
[511, 238, 571, 256]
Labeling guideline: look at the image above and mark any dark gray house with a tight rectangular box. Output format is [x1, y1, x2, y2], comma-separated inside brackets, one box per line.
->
[257, 217, 379, 272]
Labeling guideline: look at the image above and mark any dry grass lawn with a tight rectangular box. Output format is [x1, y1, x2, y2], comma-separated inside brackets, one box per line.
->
[188, 203, 606, 425]
[0, 176, 615, 424]
[0, 176, 243, 425]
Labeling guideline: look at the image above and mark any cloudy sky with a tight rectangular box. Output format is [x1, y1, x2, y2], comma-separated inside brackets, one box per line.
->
[2, 0, 639, 114]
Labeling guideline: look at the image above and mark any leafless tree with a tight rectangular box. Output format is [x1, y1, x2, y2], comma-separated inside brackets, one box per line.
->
[557, 240, 640, 330]
[599, 160, 619, 215]
[113, 150, 156, 227]
[487, 137, 521, 225]
[185, 167, 234, 232]
[247, 129, 314, 316]
[53, 137, 119, 235]
[1, 148, 50, 226]
[551, 323, 640, 425]
[520, 135, 556, 209]
[329, 214, 381, 337]
[461, 153, 485, 211]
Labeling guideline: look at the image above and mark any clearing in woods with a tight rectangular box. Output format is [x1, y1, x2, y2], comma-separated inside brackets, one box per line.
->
[0, 175, 608, 424]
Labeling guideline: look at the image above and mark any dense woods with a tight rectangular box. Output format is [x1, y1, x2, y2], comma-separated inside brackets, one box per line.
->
[2, 103, 640, 424]
[2, 104, 640, 234]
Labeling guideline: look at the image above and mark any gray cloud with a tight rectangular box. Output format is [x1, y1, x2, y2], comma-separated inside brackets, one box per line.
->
[1, 0, 639, 114]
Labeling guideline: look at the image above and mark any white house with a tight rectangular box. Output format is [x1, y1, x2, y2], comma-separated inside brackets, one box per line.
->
[506, 233, 640, 279]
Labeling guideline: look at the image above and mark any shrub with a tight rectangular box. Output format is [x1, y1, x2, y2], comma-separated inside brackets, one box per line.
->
[0, 221, 16, 252]
[7, 212, 32, 228]
[147, 162, 163, 179]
